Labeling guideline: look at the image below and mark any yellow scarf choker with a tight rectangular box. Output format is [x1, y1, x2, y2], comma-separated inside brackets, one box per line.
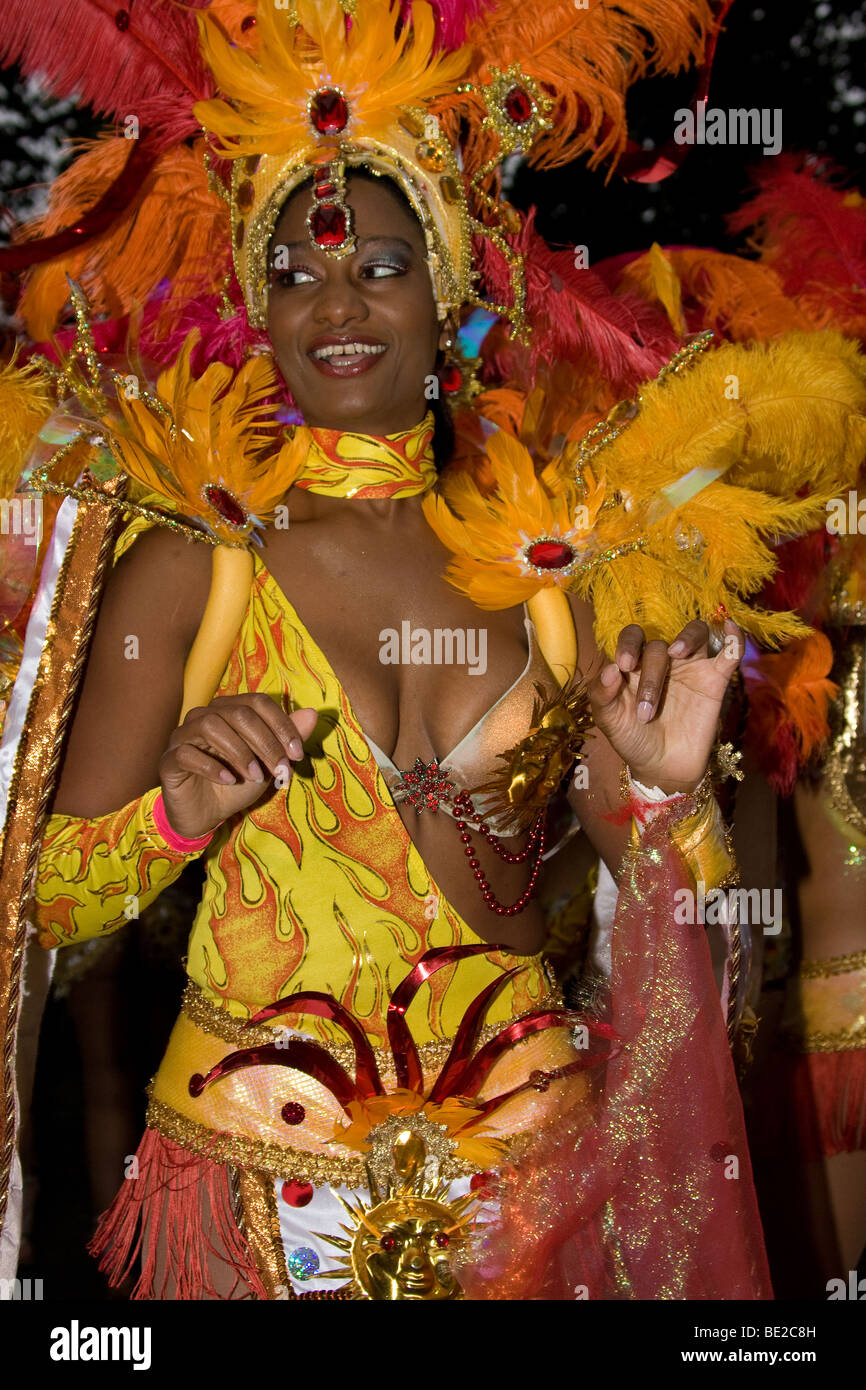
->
[287, 411, 437, 499]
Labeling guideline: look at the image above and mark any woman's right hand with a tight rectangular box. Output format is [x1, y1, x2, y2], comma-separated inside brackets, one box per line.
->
[159, 694, 318, 839]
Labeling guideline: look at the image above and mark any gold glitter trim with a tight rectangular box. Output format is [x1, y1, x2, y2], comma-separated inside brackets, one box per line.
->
[824, 638, 866, 839]
[237, 1169, 293, 1300]
[145, 1095, 485, 1187]
[800, 950, 866, 979]
[180, 978, 564, 1078]
[0, 481, 126, 1234]
[795, 1028, 866, 1054]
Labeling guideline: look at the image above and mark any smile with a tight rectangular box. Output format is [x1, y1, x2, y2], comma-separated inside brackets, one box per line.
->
[309, 342, 389, 376]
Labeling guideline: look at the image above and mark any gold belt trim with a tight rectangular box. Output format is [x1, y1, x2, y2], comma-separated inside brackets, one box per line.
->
[795, 1028, 866, 1054]
[800, 950, 866, 980]
[147, 1094, 386, 1187]
[149, 980, 579, 1185]
[180, 977, 564, 1079]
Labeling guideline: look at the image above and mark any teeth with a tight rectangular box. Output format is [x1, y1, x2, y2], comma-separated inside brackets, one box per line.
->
[311, 342, 387, 359]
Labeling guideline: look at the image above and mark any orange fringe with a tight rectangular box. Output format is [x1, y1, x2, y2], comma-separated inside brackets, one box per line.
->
[89, 1128, 267, 1301]
[791, 1050, 866, 1160]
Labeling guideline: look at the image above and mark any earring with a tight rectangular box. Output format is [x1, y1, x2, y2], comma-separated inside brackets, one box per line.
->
[436, 334, 482, 407]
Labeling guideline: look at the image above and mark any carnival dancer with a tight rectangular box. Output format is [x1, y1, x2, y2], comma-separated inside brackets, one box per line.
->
[1, 0, 864, 1299]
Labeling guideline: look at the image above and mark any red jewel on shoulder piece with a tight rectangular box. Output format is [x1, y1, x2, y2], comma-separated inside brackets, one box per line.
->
[202, 484, 248, 530]
[525, 539, 576, 570]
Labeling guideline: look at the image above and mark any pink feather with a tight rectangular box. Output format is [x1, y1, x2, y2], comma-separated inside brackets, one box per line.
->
[139, 282, 281, 382]
[397, 0, 496, 50]
[0, 0, 211, 148]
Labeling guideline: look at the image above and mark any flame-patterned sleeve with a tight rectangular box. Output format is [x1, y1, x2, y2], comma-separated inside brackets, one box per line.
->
[33, 787, 206, 949]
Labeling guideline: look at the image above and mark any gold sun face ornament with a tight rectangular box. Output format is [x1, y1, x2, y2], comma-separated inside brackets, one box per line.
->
[318, 1128, 477, 1300]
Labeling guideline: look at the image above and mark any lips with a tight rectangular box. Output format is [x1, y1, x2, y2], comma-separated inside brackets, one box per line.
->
[307, 334, 389, 377]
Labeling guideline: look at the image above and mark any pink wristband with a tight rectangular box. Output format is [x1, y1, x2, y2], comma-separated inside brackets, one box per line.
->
[153, 791, 217, 854]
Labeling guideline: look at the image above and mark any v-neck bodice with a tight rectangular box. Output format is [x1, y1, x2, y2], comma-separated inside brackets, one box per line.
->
[256, 561, 556, 836]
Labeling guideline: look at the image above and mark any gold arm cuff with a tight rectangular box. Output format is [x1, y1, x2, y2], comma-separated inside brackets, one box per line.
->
[670, 790, 737, 892]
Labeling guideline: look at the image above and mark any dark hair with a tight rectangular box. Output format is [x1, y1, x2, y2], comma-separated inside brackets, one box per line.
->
[276, 166, 456, 472]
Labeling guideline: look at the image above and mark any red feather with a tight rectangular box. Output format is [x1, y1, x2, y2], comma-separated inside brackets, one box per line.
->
[0, 0, 211, 148]
[728, 154, 866, 339]
[474, 207, 677, 391]
[139, 283, 273, 377]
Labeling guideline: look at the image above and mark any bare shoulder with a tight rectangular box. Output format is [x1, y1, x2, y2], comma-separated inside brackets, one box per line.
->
[107, 525, 212, 634]
[52, 526, 213, 816]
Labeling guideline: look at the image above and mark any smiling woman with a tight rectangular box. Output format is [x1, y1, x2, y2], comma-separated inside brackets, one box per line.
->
[5, 0, 846, 1308]
[266, 169, 455, 449]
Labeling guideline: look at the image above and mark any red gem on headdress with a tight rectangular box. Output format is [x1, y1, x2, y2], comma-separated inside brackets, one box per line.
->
[504, 86, 533, 124]
[380, 1234, 396, 1251]
[313, 181, 337, 200]
[115, 8, 131, 31]
[434, 1231, 450, 1249]
[526, 540, 575, 570]
[439, 364, 463, 393]
[310, 203, 349, 248]
[281, 1102, 306, 1126]
[310, 87, 349, 135]
[203, 484, 247, 528]
[281, 1180, 314, 1208]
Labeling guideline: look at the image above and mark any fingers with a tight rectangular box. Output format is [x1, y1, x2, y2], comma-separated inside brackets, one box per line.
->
[613, 624, 644, 673]
[713, 619, 745, 671]
[634, 639, 670, 723]
[170, 694, 317, 783]
[667, 619, 709, 659]
[163, 742, 241, 787]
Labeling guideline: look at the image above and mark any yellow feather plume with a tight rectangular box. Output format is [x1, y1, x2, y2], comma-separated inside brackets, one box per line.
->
[195, 0, 470, 158]
[423, 429, 604, 608]
[574, 331, 866, 653]
[0, 353, 56, 496]
[92, 333, 312, 544]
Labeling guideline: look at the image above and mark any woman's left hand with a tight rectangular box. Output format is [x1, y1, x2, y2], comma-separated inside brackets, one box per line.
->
[588, 618, 744, 794]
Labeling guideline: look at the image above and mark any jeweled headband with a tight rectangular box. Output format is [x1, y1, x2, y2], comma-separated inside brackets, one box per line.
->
[195, 0, 554, 338]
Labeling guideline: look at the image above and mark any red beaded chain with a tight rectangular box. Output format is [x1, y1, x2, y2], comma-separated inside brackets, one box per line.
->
[451, 790, 546, 917]
[392, 760, 545, 916]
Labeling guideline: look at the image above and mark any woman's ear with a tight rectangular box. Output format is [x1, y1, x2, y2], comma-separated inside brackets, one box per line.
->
[437, 316, 458, 354]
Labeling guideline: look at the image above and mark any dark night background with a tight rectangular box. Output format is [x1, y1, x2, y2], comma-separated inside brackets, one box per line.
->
[0, 0, 864, 1306]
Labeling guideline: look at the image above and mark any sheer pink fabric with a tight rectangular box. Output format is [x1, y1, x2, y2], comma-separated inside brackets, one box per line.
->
[460, 796, 773, 1300]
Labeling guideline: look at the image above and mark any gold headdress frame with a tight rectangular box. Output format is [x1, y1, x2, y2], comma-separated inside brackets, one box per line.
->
[232, 116, 477, 333]
[195, 0, 556, 345]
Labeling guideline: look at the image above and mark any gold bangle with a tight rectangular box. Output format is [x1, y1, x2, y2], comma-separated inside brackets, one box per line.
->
[669, 791, 736, 891]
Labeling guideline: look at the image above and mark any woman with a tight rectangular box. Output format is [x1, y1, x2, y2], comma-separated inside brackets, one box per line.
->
[7, 0, 849, 1301]
[28, 160, 756, 1300]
